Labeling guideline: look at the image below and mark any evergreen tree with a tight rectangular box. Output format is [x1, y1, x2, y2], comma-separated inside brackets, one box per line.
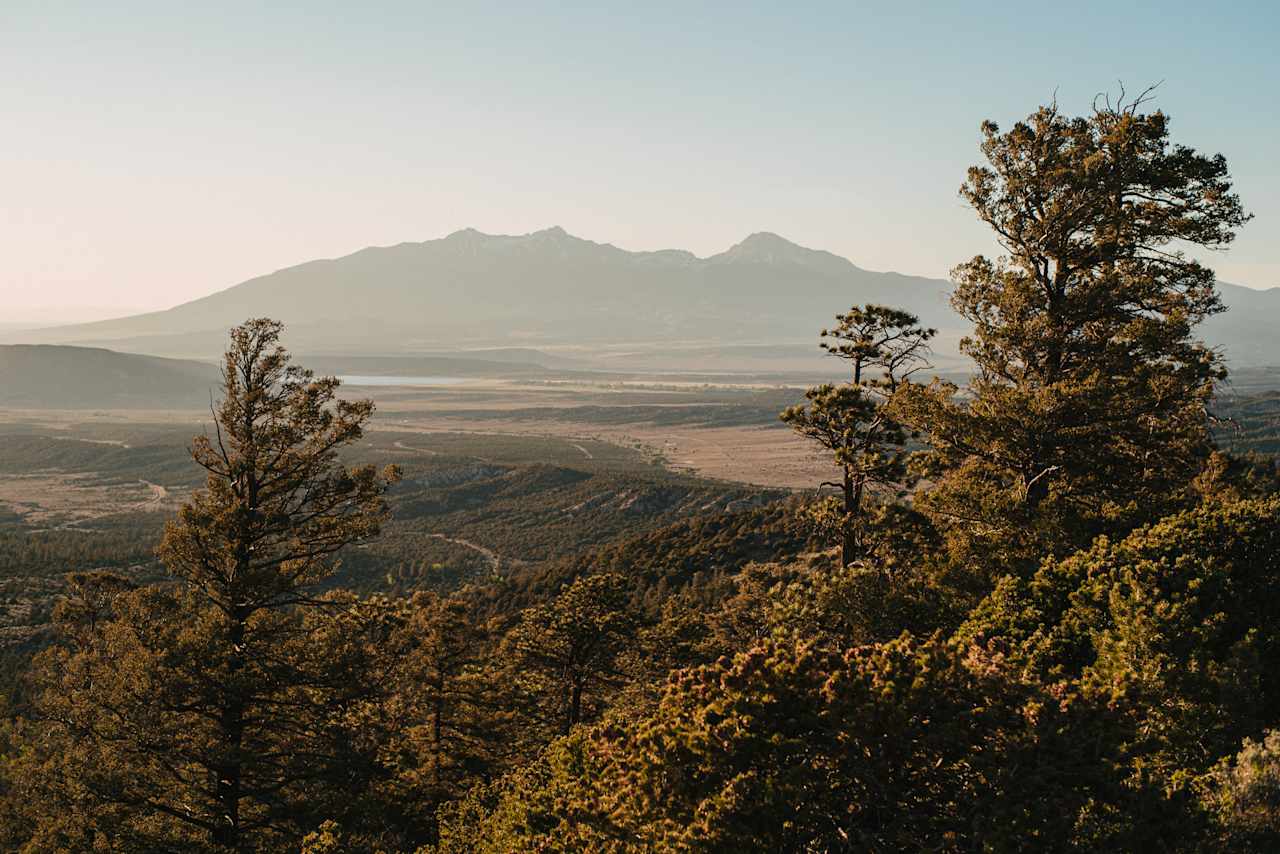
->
[434, 634, 1168, 852]
[17, 319, 400, 851]
[1204, 730, 1280, 851]
[898, 91, 1251, 571]
[380, 591, 498, 841]
[502, 573, 637, 737]
[781, 305, 934, 565]
[959, 497, 1280, 789]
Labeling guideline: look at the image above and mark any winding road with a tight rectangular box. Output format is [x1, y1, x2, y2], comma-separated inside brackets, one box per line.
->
[393, 440, 439, 456]
[427, 533, 517, 573]
[45, 479, 173, 532]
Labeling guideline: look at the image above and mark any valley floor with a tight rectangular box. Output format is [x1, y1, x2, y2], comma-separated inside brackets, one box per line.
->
[356, 377, 838, 489]
[366, 416, 833, 490]
[0, 373, 839, 491]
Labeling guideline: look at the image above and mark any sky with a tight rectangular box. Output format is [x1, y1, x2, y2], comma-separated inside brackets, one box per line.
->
[2, 1, 1278, 324]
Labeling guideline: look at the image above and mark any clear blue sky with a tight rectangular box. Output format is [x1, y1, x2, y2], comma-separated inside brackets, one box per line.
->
[3, 0, 1277, 323]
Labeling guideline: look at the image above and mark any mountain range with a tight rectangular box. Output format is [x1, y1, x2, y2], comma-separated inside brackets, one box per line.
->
[7, 228, 1278, 369]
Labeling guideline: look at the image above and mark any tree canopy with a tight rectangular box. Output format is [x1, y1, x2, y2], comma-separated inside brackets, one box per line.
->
[897, 92, 1250, 572]
[0, 95, 1271, 853]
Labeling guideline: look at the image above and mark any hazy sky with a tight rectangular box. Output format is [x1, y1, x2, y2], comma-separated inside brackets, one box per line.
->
[3, 1, 1278, 324]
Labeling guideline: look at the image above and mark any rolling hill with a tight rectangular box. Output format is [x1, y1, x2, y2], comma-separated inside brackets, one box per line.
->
[9, 228, 1278, 369]
[0, 345, 220, 409]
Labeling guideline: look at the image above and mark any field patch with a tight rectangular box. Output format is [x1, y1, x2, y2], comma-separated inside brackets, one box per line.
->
[0, 472, 185, 530]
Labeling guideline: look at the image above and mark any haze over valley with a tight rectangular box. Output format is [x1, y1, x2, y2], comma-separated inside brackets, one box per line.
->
[4, 3, 1280, 851]
[8, 227, 1280, 382]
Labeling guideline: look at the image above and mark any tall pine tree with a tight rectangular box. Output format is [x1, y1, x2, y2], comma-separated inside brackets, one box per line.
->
[781, 305, 934, 566]
[897, 91, 1250, 571]
[18, 319, 400, 851]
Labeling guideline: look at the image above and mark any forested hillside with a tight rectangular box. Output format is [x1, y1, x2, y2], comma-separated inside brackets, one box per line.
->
[4, 96, 1280, 854]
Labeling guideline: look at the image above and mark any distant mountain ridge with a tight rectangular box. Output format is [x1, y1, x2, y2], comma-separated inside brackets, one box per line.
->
[9, 228, 1278, 368]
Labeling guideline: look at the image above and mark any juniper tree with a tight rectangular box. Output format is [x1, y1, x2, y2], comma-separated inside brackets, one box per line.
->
[781, 305, 934, 566]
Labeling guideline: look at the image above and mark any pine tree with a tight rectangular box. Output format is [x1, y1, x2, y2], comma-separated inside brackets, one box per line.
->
[781, 304, 934, 565]
[502, 573, 637, 737]
[380, 591, 498, 840]
[897, 91, 1251, 570]
[19, 319, 400, 851]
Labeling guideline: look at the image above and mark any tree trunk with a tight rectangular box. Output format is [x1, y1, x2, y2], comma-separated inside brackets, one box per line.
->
[432, 675, 444, 790]
[567, 676, 583, 734]
[841, 468, 859, 567]
[216, 373, 255, 850]
[213, 614, 245, 849]
[1024, 469, 1051, 509]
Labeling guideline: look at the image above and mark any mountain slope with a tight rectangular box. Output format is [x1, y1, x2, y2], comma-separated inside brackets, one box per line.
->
[0, 345, 219, 408]
[1202, 283, 1280, 366]
[8, 229, 950, 357]
[10, 228, 1277, 367]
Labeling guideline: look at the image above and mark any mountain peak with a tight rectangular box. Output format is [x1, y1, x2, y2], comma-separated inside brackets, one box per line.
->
[739, 231, 800, 248]
[723, 232, 812, 259]
[443, 226, 576, 245]
[714, 232, 853, 272]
